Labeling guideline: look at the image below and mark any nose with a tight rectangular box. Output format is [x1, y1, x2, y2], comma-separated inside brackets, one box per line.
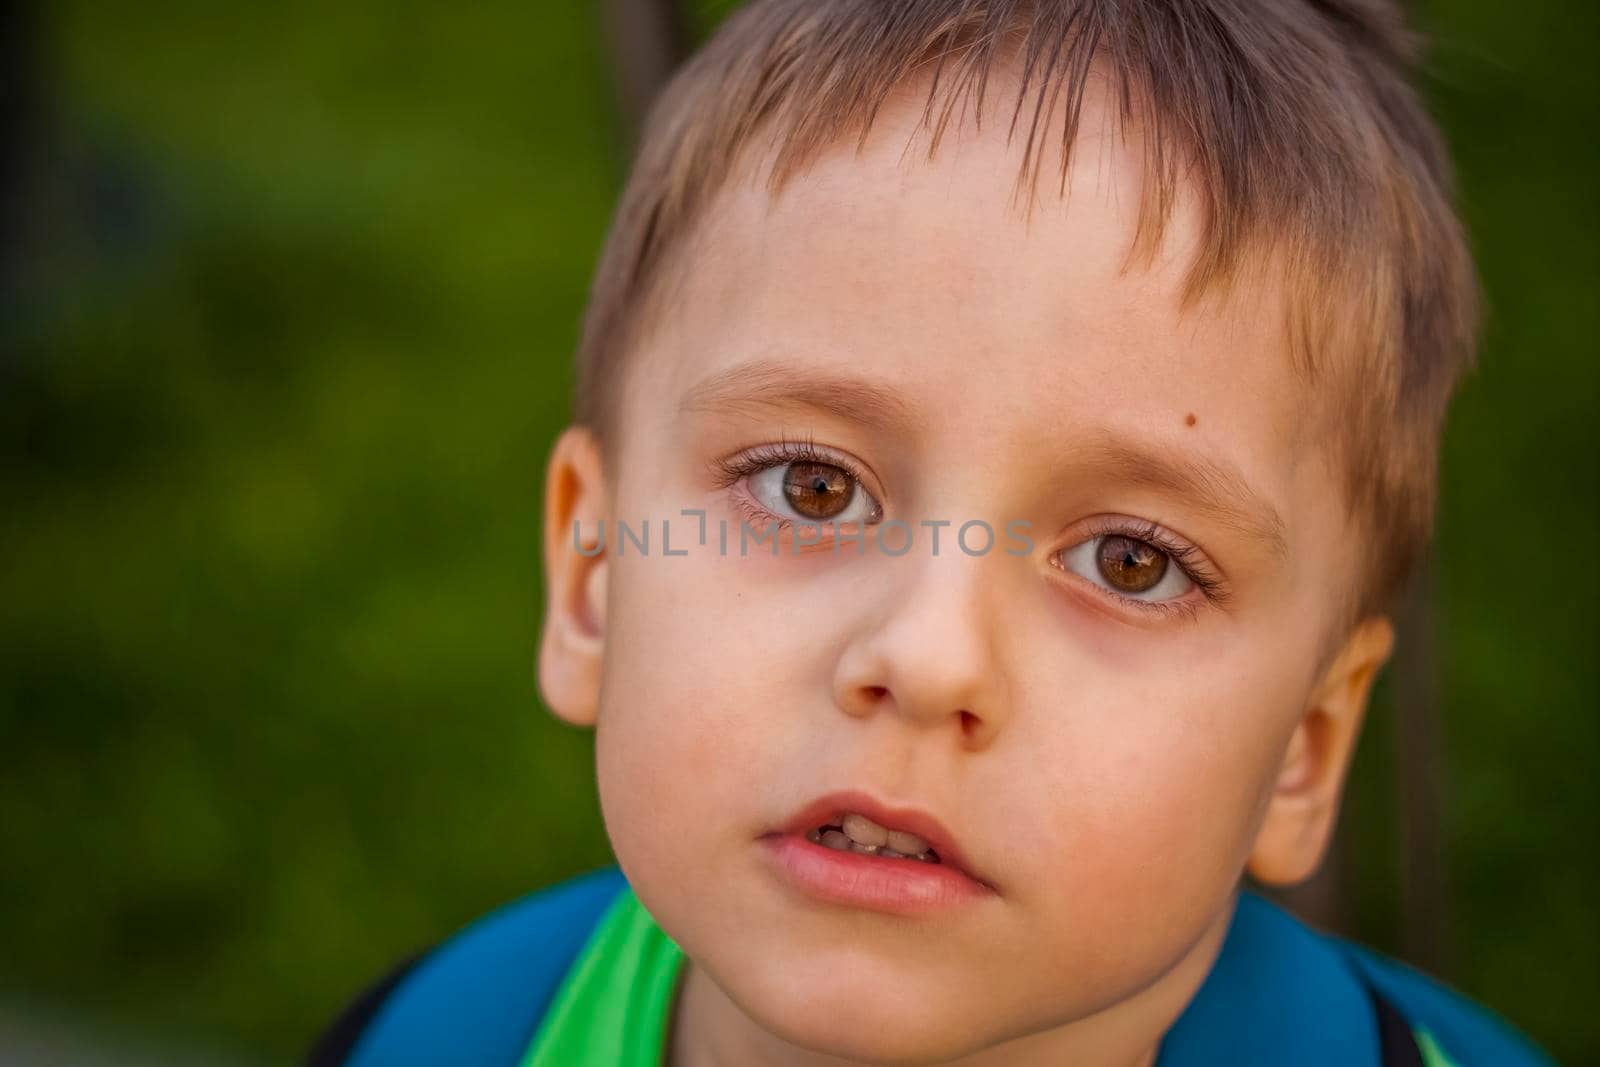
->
[831, 552, 1009, 750]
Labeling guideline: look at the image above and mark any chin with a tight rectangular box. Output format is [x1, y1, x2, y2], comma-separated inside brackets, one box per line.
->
[720, 952, 1005, 1066]
[757, 1011, 992, 1066]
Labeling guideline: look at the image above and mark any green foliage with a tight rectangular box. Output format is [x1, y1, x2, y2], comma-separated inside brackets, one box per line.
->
[0, 0, 1593, 1061]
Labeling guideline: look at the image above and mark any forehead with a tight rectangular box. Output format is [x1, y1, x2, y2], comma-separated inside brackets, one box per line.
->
[620, 69, 1326, 549]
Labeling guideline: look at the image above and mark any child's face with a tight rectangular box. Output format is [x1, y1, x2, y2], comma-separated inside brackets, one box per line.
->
[542, 79, 1393, 1064]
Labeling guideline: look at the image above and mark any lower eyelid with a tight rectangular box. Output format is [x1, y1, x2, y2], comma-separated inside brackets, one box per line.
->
[728, 494, 865, 545]
[1050, 566, 1205, 622]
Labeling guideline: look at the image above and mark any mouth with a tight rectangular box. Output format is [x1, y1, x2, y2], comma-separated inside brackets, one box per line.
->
[762, 790, 996, 914]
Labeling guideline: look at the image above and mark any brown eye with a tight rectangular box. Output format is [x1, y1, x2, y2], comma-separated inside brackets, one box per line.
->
[782, 461, 854, 520]
[1096, 535, 1169, 593]
[1056, 527, 1197, 606]
[745, 449, 882, 527]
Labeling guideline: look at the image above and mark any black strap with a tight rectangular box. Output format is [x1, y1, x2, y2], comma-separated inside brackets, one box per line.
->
[305, 948, 431, 1067]
[1369, 982, 1426, 1067]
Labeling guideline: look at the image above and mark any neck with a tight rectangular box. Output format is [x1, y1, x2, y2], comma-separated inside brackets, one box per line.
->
[666, 892, 1235, 1067]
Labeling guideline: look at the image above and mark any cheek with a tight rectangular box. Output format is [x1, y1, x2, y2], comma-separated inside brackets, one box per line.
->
[592, 551, 815, 876]
[1011, 640, 1307, 955]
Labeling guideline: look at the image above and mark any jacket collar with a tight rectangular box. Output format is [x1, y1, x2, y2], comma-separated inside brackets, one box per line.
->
[1157, 890, 1380, 1066]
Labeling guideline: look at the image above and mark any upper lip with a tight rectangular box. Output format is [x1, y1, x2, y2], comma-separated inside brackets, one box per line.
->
[776, 789, 994, 889]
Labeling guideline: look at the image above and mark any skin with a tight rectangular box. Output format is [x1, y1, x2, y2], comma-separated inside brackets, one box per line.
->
[538, 69, 1394, 1067]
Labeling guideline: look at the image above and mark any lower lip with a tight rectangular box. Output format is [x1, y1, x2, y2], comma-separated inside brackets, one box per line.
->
[762, 833, 993, 915]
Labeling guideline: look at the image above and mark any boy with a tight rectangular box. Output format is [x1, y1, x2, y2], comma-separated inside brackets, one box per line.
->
[312, 1, 1553, 1064]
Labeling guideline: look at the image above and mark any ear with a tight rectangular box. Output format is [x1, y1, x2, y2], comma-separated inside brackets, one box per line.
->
[1247, 615, 1395, 887]
[537, 425, 610, 727]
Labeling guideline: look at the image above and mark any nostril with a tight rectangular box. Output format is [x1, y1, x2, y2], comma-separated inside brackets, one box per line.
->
[866, 685, 889, 701]
[958, 710, 979, 735]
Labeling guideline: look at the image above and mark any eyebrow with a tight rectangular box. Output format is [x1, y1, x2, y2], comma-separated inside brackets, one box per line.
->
[680, 358, 1287, 560]
[1076, 434, 1290, 562]
[679, 357, 926, 439]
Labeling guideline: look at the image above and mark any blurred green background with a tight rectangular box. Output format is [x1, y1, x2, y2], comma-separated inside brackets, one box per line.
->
[0, 1, 1593, 1063]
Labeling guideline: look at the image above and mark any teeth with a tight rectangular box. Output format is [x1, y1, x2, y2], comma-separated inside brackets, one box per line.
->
[887, 828, 931, 855]
[841, 813, 888, 848]
[813, 812, 938, 863]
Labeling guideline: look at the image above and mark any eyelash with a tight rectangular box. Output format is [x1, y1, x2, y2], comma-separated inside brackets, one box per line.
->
[711, 437, 1228, 618]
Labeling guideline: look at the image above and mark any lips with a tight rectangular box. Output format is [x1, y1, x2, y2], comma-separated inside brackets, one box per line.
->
[762, 789, 996, 913]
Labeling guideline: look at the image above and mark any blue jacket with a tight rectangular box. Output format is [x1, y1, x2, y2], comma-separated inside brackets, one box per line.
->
[310, 867, 1552, 1067]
